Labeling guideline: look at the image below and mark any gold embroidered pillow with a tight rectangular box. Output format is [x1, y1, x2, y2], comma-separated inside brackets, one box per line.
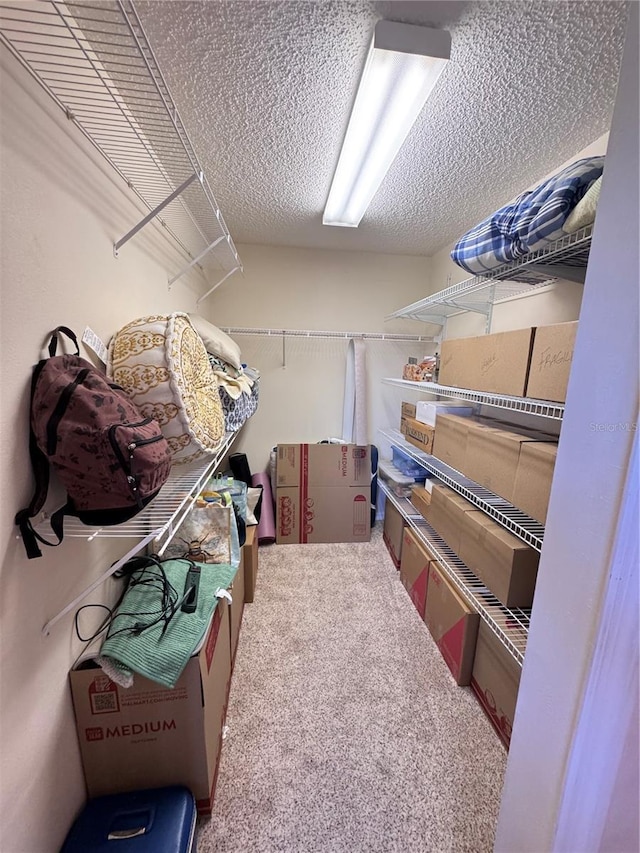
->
[107, 313, 225, 465]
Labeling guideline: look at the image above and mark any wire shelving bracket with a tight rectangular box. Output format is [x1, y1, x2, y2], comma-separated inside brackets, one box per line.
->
[0, 0, 242, 292]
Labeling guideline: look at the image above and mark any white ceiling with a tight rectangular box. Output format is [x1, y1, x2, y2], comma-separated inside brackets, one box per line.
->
[135, 0, 627, 257]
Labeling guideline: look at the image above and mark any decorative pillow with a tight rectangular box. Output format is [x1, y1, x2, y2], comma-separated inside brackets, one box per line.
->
[188, 314, 242, 370]
[563, 175, 602, 234]
[107, 313, 225, 465]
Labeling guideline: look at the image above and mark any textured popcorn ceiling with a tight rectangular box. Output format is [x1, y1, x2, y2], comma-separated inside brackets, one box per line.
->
[135, 0, 627, 257]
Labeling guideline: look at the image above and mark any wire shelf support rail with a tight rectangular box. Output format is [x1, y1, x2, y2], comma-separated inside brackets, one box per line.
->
[0, 0, 242, 294]
[380, 428, 545, 551]
[382, 378, 565, 421]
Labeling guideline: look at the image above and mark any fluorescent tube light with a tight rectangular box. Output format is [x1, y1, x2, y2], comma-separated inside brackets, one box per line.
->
[323, 21, 450, 228]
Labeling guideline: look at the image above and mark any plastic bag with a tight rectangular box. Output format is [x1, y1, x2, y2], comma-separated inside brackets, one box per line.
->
[165, 493, 240, 567]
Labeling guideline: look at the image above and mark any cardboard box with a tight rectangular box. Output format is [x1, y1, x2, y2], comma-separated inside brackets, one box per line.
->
[403, 417, 435, 455]
[399, 527, 433, 619]
[243, 525, 258, 603]
[432, 413, 474, 472]
[471, 620, 522, 749]
[458, 512, 539, 607]
[276, 443, 370, 487]
[70, 601, 231, 814]
[512, 441, 558, 524]
[440, 328, 534, 396]
[465, 421, 557, 503]
[526, 320, 578, 403]
[422, 484, 482, 554]
[400, 417, 409, 436]
[402, 401, 417, 419]
[383, 498, 405, 568]
[229, 558, 245, 663]
[415, 400, 474, 427]
[410, 483, 431, 518]
[424, 563, 479, 686]
[276, 485, 370, 544]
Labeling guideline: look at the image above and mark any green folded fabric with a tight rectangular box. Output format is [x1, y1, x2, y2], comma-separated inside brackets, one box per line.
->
[98, 558, 237, 689]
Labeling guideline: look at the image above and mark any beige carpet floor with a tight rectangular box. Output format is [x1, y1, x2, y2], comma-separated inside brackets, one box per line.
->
[196, 528, 507, 853]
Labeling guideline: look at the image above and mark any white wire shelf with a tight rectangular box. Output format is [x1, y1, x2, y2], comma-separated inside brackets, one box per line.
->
[387, 225, 593, 325]
[380, 428, 545, 551]
[379, 480, 530, 665]
[0, 0, 242, 295]
[222, 327, 435, 343]
[382, 377, 565, 421]
[38, 430, 239, 635]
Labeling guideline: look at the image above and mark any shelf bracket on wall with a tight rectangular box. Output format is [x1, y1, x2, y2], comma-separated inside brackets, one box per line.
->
[168, 234, 225, 289]
[195, 264, 242, 305]
[114, 171, 202, 257]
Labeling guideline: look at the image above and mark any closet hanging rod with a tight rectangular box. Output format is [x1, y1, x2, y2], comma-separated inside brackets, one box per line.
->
[220, 327, 435, 343]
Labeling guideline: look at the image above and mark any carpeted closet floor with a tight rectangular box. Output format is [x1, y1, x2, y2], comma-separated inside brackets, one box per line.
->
[196, 528, 507, 853]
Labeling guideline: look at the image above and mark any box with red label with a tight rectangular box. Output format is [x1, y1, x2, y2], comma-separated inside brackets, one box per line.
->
[399, 527, 434, 619]
[69, 600, 231, 815]
[276, 444, 371, 544]
[424, 563, 479, 686]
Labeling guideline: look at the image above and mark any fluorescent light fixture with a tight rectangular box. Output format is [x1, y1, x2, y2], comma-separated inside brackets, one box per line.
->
[323, 21, 450, 228]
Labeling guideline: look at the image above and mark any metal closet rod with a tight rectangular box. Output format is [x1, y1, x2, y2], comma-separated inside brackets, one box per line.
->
[220, 327, 435, 342]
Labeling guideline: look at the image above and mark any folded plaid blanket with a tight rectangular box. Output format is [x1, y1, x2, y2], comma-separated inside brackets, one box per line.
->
[451, 156, 604, 275]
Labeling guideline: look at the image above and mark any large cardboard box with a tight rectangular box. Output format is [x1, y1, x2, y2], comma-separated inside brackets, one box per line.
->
[458, 511, 539, 607]
[229, 558, 245, 664]
[432, 413, 475, 472]
[422, 483, 483, 554]
[526, 320, 578, 403]
[243, 525, 259, 603]
[276, 444, 371, 544]
[512, 441, 558, 524]
[471, 620, 522, 749]
[70, 601, 231, 814]
[403, 417, 435, 455]
[424, 563, 480, 686]
[383, 498, 405, 568]
[439, 328, 534, 396]
[410, 483, 432, 518]
[276, 443, 370, 487]
[399, 527, 434, 619]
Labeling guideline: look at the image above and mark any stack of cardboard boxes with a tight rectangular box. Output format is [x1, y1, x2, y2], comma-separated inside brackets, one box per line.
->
[69, 527, 259, 814]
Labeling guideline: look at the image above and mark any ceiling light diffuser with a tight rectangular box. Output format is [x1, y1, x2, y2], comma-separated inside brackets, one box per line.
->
[323, 21, 451, 228]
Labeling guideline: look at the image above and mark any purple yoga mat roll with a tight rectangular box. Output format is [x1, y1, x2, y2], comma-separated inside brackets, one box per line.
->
[252, 471, 275, 544]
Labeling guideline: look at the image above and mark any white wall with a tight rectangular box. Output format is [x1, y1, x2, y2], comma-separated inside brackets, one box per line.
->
[206, 244, 433, 473]
[0, 47, 433, 852]
[495, 3, 639, 848]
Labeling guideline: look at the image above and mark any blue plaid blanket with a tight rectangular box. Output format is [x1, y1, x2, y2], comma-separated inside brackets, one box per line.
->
[451, 157, 604, 275]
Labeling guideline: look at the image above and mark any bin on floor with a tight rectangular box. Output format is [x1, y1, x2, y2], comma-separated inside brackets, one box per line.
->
[60, 785, 197, 852]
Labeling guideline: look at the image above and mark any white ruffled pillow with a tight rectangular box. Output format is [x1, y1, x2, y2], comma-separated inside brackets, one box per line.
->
[188, 314, 242, 370]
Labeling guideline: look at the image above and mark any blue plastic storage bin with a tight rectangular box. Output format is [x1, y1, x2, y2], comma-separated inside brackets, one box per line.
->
[392, 446, 430, 478]
[60, 786, 197, 852]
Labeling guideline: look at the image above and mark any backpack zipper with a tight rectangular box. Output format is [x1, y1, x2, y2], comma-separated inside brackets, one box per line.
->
[108, 419, 165, 508]
[46, 368, 91, 455]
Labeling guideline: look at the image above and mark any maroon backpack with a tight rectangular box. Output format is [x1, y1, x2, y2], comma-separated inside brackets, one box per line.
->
[16, 327, 173, 559]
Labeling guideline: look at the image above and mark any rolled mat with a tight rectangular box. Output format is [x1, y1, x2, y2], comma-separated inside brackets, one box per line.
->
[252, 471, 275, 544]
[229, 452, 253, 487]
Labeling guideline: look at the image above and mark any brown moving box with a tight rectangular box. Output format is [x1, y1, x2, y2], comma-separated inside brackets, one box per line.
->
[400, 417, 409, 436]
[432, 413, 477, 472]
[276, 444, 371, 544]
[243, 525, 259, 603]
[70, 600, 231, 814]
[439, 328, 535, 396]
[402, 401, 417, 419]
[424, 563, 480, 686]
[471, 620, 522, 749]
[229, 558, 245, 664]
[399, 527, 434, 619]
[422, 484, 482, 554]
[512, 442, 558, 524]
[410, 483, 432, 518]
[458, 512, 539, 607]
[383, 499, 405, 568]
[526, 320, 578, 403]
[403, 417, 435, 455]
